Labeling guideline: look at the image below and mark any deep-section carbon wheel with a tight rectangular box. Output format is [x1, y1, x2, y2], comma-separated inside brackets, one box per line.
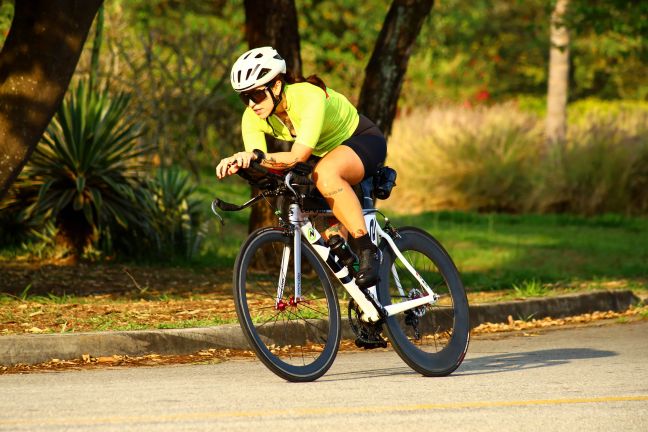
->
[379, 227, 470, 376]
[233, 228, 341, 382]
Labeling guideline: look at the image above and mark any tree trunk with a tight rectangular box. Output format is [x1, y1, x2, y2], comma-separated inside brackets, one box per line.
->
[244, 0, 302, 232]
[357, 0, 434, 138]
[244, 0, 302, 78]
[546, 0, 570, 145]
[0, 0, 103, 201]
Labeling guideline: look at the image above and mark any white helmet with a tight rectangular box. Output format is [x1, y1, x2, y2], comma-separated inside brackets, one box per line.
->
[230, 46, 287, 92]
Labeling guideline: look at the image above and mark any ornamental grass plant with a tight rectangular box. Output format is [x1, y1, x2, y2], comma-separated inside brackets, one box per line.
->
[384, 100, 648, 216]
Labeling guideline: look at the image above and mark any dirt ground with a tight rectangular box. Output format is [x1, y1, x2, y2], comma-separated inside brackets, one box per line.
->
[0, 261, 233, 297]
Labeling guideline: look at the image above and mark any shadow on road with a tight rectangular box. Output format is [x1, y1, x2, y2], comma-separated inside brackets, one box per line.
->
[320, 348, 616, 381]
[457, 348, 617, 376]
[321, 365, 415, 382]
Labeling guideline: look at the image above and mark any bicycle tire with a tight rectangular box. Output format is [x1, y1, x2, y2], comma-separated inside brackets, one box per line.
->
[233, 227, 341, 382]
[378, 226, 470, 376]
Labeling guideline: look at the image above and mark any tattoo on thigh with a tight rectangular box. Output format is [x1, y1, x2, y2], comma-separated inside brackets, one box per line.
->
[323, 187, 343, 198]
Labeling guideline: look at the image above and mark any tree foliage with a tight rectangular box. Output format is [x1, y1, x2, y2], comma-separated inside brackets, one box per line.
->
[94, 0, 244, 172]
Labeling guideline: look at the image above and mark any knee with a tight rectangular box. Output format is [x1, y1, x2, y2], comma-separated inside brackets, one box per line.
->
[312, 162, 339, 187]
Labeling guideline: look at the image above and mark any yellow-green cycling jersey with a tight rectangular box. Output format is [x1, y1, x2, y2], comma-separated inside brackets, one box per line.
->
[241, 82, 360, 157]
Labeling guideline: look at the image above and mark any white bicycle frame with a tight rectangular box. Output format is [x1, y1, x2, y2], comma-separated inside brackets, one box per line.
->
[276, 173, 440, 323]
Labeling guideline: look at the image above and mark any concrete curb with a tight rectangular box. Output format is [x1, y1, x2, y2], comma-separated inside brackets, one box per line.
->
[0, 290, 640, 366]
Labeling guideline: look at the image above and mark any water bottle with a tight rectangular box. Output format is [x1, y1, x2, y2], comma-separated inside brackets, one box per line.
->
[327, 235, 357, 272]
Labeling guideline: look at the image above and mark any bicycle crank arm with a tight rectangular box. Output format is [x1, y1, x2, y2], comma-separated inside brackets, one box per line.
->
[344, 283, 383, 323]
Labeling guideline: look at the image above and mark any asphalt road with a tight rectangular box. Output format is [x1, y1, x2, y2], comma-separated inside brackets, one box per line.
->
[1, 321, 647, 432]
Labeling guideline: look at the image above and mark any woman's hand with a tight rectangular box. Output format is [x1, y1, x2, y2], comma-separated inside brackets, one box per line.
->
[216, 152, 256, 179]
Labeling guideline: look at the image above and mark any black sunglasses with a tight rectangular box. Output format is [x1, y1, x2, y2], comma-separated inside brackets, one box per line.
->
[239, 83, 272, 106]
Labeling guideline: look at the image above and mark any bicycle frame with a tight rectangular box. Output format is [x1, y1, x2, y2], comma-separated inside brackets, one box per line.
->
[279, 201, 440, 323]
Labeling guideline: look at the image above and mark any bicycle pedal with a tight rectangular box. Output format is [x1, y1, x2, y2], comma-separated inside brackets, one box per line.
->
[354, 336, 388, 350]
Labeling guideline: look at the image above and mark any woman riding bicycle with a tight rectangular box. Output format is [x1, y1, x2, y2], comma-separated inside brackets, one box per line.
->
[216, 46, 387, 289]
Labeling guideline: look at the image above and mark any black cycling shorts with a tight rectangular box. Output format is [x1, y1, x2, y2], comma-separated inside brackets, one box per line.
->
[342, 114, 387, 179]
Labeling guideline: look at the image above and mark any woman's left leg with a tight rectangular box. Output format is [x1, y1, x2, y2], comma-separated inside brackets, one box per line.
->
[312, 145, 367, 238]
[313, 145, 380, 288]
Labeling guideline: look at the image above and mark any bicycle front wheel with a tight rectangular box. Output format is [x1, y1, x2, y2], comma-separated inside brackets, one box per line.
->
[233, 227, 341, 382]
[379, 227, 470, 376]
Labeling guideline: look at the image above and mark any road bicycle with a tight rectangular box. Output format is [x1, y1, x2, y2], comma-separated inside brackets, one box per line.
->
[211, 162, 470, 382]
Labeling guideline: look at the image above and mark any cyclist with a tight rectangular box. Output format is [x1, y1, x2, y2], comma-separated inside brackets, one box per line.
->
[216, 46, 387, 290]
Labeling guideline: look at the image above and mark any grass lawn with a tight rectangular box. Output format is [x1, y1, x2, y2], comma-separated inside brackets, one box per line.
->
[387, 211, 648, 292]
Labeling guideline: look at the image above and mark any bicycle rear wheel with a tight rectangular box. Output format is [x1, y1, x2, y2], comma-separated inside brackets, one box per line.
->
[379, 227, 470, 376]
[233, 227, 341, 382]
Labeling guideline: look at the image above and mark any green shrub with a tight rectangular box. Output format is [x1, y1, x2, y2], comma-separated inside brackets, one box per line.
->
[0, 186, 37, 247]
[1, 81, 208, 262]
[109, 167, 207, 261]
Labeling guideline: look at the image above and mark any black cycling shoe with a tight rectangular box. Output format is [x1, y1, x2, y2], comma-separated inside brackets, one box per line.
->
[355, 247, 381, 289]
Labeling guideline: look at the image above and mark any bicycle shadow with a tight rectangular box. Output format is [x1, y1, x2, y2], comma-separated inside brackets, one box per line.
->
[320, 364, 415, 382]
[454, 348, 617, 376]
[320, 348, 616, 381]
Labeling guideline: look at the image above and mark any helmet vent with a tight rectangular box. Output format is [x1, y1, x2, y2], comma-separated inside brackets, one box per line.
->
[251, 64, 261, 77]
[255, 53, 263, 58]
[258, 68, 270, 79]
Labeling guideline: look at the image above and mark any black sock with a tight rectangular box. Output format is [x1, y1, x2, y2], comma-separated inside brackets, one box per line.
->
[354, 233, 375, 252]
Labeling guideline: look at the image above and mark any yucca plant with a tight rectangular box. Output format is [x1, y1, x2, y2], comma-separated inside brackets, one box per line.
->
[20, 80, 148, 258]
